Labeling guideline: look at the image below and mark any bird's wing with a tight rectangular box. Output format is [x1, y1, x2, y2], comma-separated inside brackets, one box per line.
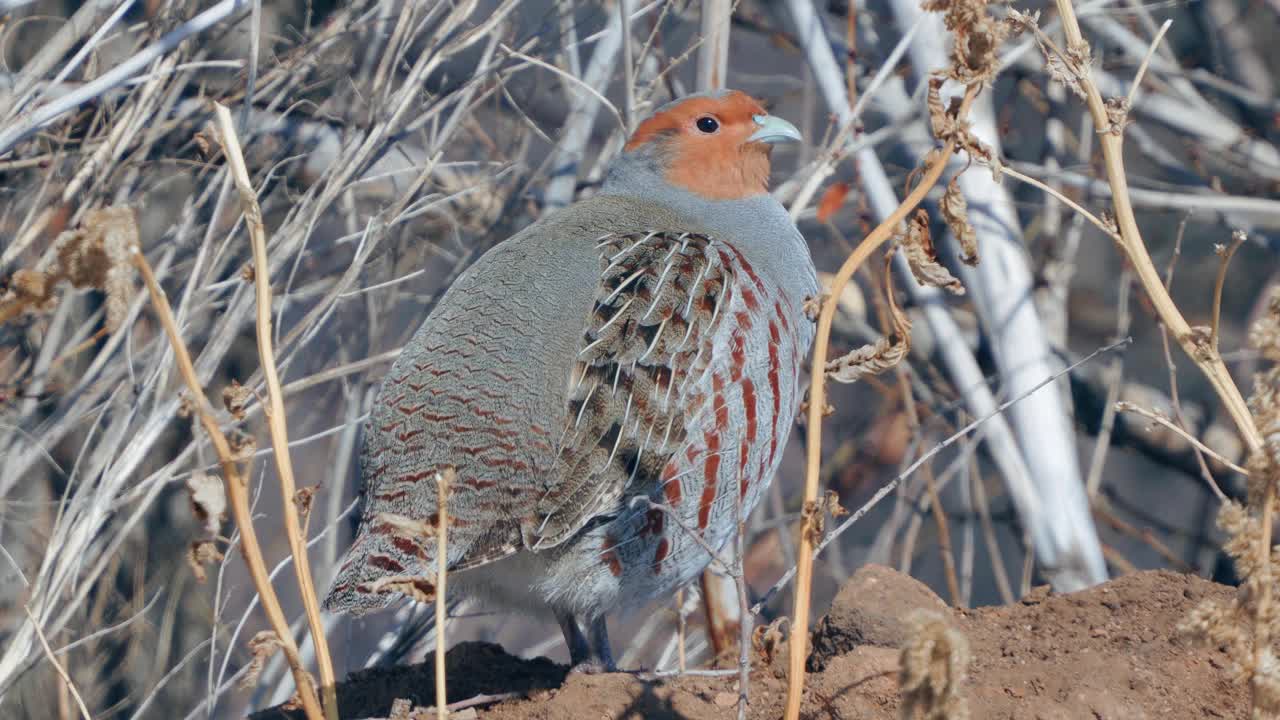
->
[528, 229, 736, 550]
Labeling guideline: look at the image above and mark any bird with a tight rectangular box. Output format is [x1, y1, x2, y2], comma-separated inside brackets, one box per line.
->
[323, 89, 819, 673]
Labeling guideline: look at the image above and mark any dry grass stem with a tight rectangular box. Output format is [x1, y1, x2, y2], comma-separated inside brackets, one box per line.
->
[436, 469, 453, 720]
[210, 103, 337, 720]
[24, 605, 92, 720]
[130, 247, 323, 720]
[1114, 401, 1248, 480]
[1212, 230, 1248, 352]
[784, 83, 982, 720]
[1036, 0, 1268, 710]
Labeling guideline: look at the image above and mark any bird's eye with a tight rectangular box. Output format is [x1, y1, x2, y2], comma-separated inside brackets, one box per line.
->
[695, 116, 719, 133]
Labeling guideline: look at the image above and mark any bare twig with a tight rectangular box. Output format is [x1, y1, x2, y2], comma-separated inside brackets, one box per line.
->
[435, 469, 453, 720]
[1211, 230, 1248, 352]
[1040, 1, 1267, 707]
[696, 0, 731, 91]
[1114, 402, 1246, 482]
[131, 250, 323, 720]
[0, 0, 253, 156]
[1125, 19, 1172, 108]
[24, 605, 92, 720]
[783, 82, 982, 720]
[211, 103, 337, 720]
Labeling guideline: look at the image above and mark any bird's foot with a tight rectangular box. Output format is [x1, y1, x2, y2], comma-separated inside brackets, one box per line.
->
[568, 658, 617, 675]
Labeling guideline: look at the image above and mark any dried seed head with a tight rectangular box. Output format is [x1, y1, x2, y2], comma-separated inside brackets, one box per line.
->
[899, 610, 970, 720]
[294, 485, 318, 519]
[1248, 286, 1280, 363]
[2, 206, 138, 331]
[186, 471, 227, 537]
[188, 540, 224, 583]
[923, 0, 1015, 84]
[222, 379, 253, 420]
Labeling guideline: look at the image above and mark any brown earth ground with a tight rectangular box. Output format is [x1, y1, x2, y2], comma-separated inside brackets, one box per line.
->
[255, 566, 1245, 719]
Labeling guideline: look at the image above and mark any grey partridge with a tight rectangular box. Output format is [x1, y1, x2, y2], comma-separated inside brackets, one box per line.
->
[324, 90, 818, 672]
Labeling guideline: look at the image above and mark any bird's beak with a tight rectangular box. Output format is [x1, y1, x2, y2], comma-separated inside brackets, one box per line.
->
[748, 114, 802, 144]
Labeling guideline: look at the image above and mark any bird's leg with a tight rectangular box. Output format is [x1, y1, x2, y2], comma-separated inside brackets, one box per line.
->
[555, 611, 615, 674]
[556, 610, 591, 667]
[584, 615, 616, 672]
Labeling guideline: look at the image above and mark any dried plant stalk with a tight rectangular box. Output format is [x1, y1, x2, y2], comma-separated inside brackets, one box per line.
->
[211, 104, 338, 720]
[24, 605, 92, 720]
[783, 84, 982, 720]
[1039, 2, 1267, 711]
[436, 469, 452, 720]
[130, 250, 324, 720]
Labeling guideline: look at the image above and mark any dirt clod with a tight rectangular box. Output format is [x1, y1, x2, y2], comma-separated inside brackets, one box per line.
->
[809, 564, 952, 671]
[259, 569, 1244, 719]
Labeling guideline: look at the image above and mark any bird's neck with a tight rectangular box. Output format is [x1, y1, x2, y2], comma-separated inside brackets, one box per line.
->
[603, 145, 771, 203]
[599, 156, 817, 303]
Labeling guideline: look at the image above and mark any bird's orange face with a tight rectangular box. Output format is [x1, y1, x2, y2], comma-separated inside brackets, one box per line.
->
[624, 91, 798, 201]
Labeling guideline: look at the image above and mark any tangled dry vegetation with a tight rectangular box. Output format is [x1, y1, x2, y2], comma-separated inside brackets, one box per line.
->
[0, 0, 1278, 719]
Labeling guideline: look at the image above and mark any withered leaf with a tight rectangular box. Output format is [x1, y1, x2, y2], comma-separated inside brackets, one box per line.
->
[901, 210, 964, 295]
[187, 540, 224, 583]
[940, 178, 979, 265]
[240, 631, 283, 689]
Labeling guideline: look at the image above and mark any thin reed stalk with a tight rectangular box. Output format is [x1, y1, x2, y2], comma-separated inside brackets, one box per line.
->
[130, 250, 324, 720]
[783, 85, 982, 720]
[210, 103, 338, 720]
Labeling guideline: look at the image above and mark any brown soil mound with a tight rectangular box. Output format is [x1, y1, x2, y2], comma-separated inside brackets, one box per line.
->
[255, 566, 1244, 719]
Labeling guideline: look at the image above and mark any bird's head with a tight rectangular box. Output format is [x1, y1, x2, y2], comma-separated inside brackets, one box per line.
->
[617, 90, 801, 201]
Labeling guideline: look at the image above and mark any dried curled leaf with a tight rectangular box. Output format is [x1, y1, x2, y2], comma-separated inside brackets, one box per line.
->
[294, 485, 318, 519]
[186, 471, 227, 537]
[187, 540, 224, 583]
[240, 631, 284, 689]
[926, 77, 956, 142]
[940, 178, 978, 265]
[801, 499, 825, 543]
[229, 432, 257, 462]
[923, 0, 1018, 84]
[827, 254, 915, 384]
[900, 611, 971, 720]
[803, 293, 826, 321]
[827, 338, 905, 384]
[823, 489, 849, 518]
[222, 379, 252, 420]
[753, 617, 789, 666]
[901, 210, 964, 295]
[817, 181, 851, 224]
